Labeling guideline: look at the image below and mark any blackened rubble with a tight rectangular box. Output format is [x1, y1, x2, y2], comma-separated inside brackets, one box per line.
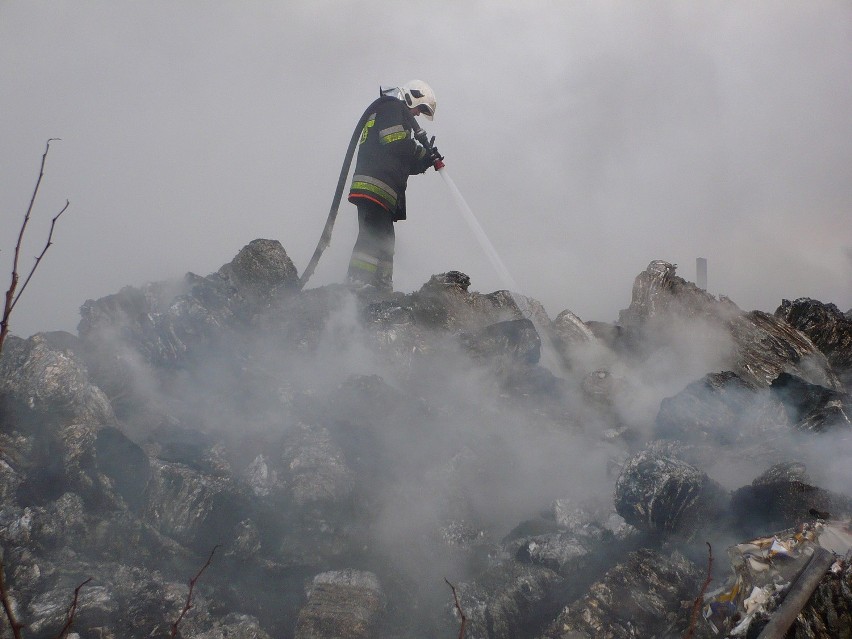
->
[730, 460, 852, 538]
[770, 372, 852, 433]
[776, 298, 852, 386]
[540, 548, 704, 639]
[1, 250, 851, 638]
[614, 444, 730, 539]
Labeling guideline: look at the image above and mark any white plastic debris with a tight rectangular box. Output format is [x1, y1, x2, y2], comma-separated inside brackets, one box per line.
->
[769, 538, 794, 558]
[744, 585, 771, 614]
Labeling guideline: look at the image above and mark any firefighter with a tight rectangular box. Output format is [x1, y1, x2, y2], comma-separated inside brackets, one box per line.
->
[346, 80, 442, 292]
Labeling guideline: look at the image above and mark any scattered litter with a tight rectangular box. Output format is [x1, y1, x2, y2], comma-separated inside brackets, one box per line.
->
[743, 585, 771, 614]
[769, 538, 794, 558]
[702, 520, 852, 637]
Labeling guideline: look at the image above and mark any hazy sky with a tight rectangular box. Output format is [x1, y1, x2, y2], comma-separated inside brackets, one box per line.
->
[2, 1, 851, 338]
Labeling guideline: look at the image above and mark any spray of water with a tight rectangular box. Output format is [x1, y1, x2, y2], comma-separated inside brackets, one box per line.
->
[440, 169, 521, 293]
[439, 168, 564, 372]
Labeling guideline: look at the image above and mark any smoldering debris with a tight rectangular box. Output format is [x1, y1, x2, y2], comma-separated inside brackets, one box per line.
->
[701, 521, 852, 638]
[769, 372, 852, 433]
[614, 444, 730, 539]
[295, 570, 384, 639]
[540, 548, 705, 639]
[776, 298, 852, 385]
[1, 249, 851, 638]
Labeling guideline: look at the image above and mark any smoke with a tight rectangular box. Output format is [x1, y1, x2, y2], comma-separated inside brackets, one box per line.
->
[609, 314, 737, 433]
[8, 238, 848, 636]
[3, 2, 851, 631]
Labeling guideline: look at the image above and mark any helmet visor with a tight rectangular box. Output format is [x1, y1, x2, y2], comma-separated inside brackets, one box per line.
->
[417, 104, 434, 117]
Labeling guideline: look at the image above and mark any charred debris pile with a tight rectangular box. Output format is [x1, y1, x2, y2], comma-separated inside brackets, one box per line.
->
[2, 240, 851, 639]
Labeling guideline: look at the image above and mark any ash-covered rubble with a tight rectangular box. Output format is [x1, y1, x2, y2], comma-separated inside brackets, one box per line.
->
[776, 297, 852, 387]
[1, 248, 851, 639]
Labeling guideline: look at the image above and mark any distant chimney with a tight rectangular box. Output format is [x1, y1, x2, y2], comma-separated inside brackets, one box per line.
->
[696, 257, 707, 290]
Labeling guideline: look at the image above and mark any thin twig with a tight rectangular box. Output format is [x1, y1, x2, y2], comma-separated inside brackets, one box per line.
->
[10, 199, 71, 312]
[13, 138, 60, 282]
[1, 138, 67, 353]
[170, 545, 219, 638]
[0, 558, 25, 639]
[445, 578, 467, 639]
[684, 542, 713, 639]
[55, 578, 92, 639]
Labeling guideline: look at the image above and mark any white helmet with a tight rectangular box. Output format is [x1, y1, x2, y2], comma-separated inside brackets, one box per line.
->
[401, 80, 436, 120]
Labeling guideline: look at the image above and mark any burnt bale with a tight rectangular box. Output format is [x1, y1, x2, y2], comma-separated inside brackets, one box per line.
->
[540, 548, 702, 639]
[217, 238, 299, 300]
[618, 261, 839, 389]
[142, 459, 252, 552]
[411, 271, 550, 335]
[618, 260, 736, 336]
[279, 421, 355, 508]
[512, 532, 594, 579]
[776, 297, 852, 384]
[614, 446, 729, 538]
[23, 560, 271, 639]
[460, 319, 571, 406]
[360, 295, 425, 371]
[507, 502, 634, 586]
[754, 460, 811, 485]
[78, 278, 211, 368]
[770, 372, 852, 433]
[729, 310, 839, 389]
[461, 318, 542, 365]
[79, 239, 298, 368]
[0, 437, 25, 503]
[455, 562, 565, 639]
[294, 570, 384, 639]
[270, 420, 358, 566]
[551, 309, 597, 369]
[655, 371, 789, 444]
[0, 332, 114, 426]
[731, 462, 852, 536]
[2, 492, 87, 552]
[552, 310, 595, 347]
[0, 333, 117, 504]
[409, 271, 477, 331]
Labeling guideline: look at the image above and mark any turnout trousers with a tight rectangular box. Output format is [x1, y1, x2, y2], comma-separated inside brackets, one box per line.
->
[347, 200, 395, 292]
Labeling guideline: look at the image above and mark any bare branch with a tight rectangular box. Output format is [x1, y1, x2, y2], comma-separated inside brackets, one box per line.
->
[0, 138, 68, 354]
[445, 578, 467, 639]
[684, 542, 713, 639]
[170, 545, 219, 638]
[10, 199, 71, 312]
[12, 139, 60, 280]
[55, 578, 92, 639]
[0, 557, 25, 639]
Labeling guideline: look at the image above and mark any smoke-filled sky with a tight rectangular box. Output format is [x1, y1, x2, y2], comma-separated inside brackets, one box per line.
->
[2, 1, 851, 338]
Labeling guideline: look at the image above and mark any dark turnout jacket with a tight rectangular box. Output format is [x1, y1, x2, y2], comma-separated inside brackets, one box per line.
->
[348, 94, 432, 221]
